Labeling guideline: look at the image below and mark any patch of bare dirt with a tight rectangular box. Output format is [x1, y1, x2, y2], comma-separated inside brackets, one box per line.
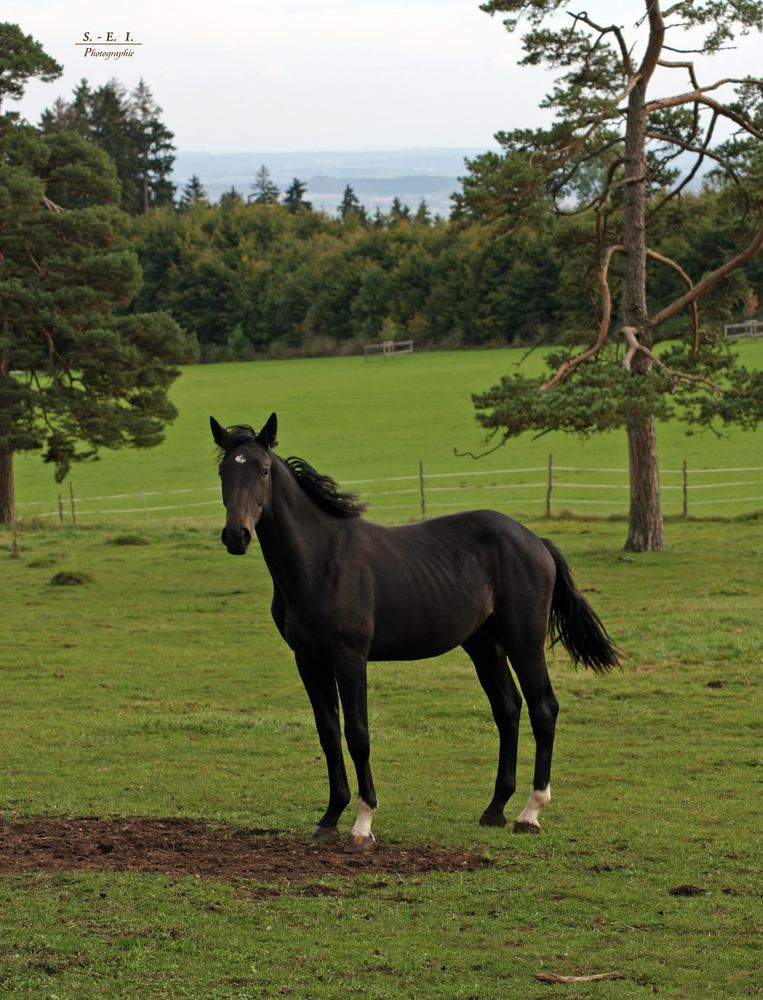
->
[0, 816, 491, 883]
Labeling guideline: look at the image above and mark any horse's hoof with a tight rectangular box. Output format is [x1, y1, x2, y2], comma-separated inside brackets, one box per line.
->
[513, 820, 541, 834]
[310, 824, 340, 843]
[344, 832, 375, 854]
[479, 810, 507, 828]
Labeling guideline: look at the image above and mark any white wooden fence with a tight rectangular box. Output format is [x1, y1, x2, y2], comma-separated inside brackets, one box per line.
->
[363, 339, 414, 361]
[17, 459, 763, 525]
[723, 319, 763, 339]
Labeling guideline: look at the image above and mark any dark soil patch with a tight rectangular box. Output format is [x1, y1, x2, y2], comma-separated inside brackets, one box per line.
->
[669, 884, 708, 897]
[0, 816, 491, 883]
[49, 571, 93, 586]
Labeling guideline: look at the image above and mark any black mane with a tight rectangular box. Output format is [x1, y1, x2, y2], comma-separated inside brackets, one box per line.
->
[283, 457, 366, 518]
[216, 424, 365, 518]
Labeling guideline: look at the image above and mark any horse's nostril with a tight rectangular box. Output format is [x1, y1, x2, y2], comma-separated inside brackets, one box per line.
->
[241, 527, 252, 547]
[220, 528, 228, 546]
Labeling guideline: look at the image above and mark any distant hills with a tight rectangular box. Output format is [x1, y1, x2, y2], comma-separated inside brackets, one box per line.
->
[172, 148, 491, 216]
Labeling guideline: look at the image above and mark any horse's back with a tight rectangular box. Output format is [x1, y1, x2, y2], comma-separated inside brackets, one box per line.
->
[357, 509, 555, 660]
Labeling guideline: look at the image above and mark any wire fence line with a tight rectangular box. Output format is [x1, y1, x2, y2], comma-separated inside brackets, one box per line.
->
[17, 457, 763, 526]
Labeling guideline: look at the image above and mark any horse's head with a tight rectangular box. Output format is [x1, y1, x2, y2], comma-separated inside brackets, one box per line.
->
[210, 413, 278, 555]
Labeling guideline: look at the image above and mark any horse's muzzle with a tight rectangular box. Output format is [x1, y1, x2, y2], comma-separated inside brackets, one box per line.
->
[221, 524, 252, 555]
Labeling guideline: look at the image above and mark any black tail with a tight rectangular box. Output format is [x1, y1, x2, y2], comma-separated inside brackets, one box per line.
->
[542, 539, 619, 673]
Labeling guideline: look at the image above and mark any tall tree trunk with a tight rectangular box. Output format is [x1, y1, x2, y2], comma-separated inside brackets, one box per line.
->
[624, 410, 664, 551]
[621, 11, 665, 552]
[0, 447, 14, 526]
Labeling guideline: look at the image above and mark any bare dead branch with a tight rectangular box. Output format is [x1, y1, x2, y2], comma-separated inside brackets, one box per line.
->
[646, 115, 741, 184]
[534, 972, 626, 984]
[651, 222, 763, 329]
[453, 436, 511, 460]
[24, 240, 46, 277]
[661, 1, 693, 17]
[555, 158, 625, 218]
[621, 324, 640, 369]
[647, 87, 763, 141]
[40, 196, 64, 213]
[646, 112, 744, 218]
[551, 137, 625, 203]
[645, 247, 699, 349]
[541, 244, 625, 391]
[662, 43, 736, 54]
[657, 57, 699, 90]
[621, 325, 722, 392]
[567, 10, 634, 76]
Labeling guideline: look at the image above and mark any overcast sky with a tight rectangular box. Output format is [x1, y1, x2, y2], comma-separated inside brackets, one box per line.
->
[6, 0, 761, 154]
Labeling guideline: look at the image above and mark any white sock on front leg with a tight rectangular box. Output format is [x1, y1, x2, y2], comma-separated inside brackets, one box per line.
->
[350, 797, 377, 840]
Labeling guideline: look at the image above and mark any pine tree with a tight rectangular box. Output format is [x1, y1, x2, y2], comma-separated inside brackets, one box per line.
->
[283, 177, 312, 214]
[179, 173, 208, 208]
[250, 164, 280, 204]
[467, 0, 763, 551]
[219, 186, 243, 208]
[0, 27, 195, 524]
[414, 199, 432, 226]
[338, 184, 366, 223]
[128, 78, 176, 212]
[390, 197, 411, 223]
[40, 77, 176, 214]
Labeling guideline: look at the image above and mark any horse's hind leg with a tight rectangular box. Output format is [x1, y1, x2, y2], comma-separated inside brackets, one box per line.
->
[463, 627, 522, 828]
[501, 628, 559, 834]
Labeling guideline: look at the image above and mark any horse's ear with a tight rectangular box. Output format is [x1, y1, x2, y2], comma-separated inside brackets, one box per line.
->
[257, 412, 278, 449]
[210, 416, 229, 449]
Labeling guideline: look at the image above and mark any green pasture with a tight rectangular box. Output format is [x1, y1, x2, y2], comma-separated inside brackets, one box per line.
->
[1, 515, 761, 997]
[14, 339, 763, 526]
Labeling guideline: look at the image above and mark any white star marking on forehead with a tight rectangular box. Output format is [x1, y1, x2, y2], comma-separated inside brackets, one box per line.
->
[234, 454, 247, 464]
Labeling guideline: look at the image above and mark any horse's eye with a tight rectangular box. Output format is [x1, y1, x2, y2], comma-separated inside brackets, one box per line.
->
[262, 468, 270, 478]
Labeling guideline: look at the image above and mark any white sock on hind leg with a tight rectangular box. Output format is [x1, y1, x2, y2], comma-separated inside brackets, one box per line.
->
[515, 785, 551, 827]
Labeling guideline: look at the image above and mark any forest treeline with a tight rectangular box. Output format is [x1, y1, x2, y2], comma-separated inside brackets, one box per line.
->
[128, 185, 761, 362]
[39, 78, 763, 362]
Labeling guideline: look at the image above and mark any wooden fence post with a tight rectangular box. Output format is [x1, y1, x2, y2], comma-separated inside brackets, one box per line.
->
[57, 494, 64, 525]
[682, 460, 688, 518]
[419, 461, 426, 520]
[69, 481, 77, 525]
[546, 453, 554, 518]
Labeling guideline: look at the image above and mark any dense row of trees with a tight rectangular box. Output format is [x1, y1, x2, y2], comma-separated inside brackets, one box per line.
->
[127, 197, 570, 359]
[124, 179, 761, 366]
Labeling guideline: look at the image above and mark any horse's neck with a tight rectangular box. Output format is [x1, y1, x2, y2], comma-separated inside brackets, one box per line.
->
[255, 460, 333, 594]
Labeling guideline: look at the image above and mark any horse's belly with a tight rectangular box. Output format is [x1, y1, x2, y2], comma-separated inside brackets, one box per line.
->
[369, 600, 490, 661]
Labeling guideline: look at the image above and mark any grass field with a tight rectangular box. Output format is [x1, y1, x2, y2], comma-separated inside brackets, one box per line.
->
[1, 514, 761, 998]
[3, 343, 762, 997]
[13, 339, 763, 525]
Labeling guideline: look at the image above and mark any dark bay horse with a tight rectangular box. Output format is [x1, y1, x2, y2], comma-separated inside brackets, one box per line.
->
[211, 413, 618, 852]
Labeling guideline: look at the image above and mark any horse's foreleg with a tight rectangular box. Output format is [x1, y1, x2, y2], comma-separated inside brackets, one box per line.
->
[463, 629, 522, 828]
[335, 656, 377, 853]
[295, 654, 351, 840]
